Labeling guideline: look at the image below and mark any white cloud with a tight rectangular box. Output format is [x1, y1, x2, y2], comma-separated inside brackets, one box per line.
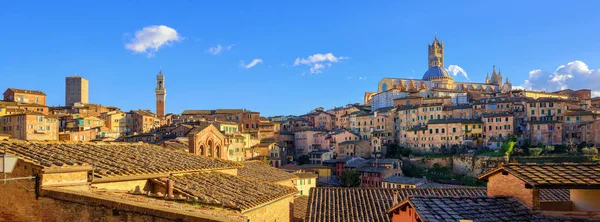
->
[125, 25, 182, 56]
[294, 53, 347, 74]
[515, 60, 600, 96]
[208, 44, 234, 55]
[240, 59, 263, 69]
[446, 65, 469, 80]
[310, 64, 325, 74]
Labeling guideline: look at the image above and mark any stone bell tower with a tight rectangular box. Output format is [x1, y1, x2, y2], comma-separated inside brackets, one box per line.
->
[428, 37, 444, 69]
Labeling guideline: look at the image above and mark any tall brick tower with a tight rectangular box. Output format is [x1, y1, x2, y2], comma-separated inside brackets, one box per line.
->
[155, 69, 166, 117]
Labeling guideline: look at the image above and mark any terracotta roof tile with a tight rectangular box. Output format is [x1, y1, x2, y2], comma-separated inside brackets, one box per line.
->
[167, 172, 298, 212]
[238, 161, 298, 183]
[306, 187, 486, 222]
[540, 189, 570, 202]
[293, 196, 309, 222]
[0, 140, 240, 179]
[397, 196, 545, 221]
[479, 163, 600, 188]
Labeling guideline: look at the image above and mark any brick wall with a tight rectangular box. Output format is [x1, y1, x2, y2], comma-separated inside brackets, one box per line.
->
[487, 173, 539, 209]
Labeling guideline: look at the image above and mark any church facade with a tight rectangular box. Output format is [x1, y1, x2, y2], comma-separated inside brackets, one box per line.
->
[370, 38, 512, 110]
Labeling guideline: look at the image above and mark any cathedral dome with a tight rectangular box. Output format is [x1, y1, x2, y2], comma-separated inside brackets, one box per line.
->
[422, 66, 451, 80]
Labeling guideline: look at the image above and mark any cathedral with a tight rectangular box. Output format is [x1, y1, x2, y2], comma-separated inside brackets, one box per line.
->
[369, 37, 512, 109]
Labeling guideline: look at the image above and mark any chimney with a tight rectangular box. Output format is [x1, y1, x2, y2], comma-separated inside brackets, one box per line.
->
[166, 179, 174, 199]
[393, 191, 399, 206]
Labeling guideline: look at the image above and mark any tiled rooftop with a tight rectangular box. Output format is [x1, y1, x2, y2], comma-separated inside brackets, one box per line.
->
[306, 187, 486, 222]
[540, 189, 570, 202]
[293, 196, 309, 222]
[396, 196, 543, 222]
[479, 163, 600, 188]
[44, 187, 247, 221]
[237, 161, 298, 183]
[383, 175, 427, 185]
[167, 172, 298, 212]
[0, 140, 240, 179]
[294, 172, 318, 179]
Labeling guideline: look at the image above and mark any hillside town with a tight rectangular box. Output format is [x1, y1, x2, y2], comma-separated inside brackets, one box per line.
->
[1, 37, 600, 221]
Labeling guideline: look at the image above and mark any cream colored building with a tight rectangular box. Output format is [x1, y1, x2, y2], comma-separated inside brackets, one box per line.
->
[293, 172, 318, 196]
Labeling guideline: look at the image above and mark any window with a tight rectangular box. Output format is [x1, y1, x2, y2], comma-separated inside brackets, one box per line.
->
[435, 129, 439, 134]
[441, 128, 445, 133]
[531, 110, 535, 115]
[452, 128, 456, 132]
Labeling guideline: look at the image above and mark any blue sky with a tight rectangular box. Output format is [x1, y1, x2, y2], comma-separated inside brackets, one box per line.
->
[2, 1, 600, 116]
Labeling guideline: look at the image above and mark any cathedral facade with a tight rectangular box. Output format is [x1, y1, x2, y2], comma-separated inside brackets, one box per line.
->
[370, 37, 512, 110]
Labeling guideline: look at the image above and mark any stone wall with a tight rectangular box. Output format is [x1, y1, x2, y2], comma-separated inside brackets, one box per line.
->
[405, 155, 505, 177]
[242, 195, 294, 222]
[451, 155, 505, 177]
[0, 184, 234, 222]
[405, 156, 452, 169]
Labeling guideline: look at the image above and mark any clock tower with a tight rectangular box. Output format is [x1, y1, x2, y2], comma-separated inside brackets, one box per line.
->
[155, 69, 166, 117]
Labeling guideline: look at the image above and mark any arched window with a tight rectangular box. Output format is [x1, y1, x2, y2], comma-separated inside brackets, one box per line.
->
[382, 83, 387, 91]
[215, 145, 221, 158]
[208, 140, 213, 157]
[199, 145, 205, 155]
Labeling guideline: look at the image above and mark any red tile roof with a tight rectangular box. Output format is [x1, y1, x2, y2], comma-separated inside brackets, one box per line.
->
[306, 187, 486, 222]
[390, 196, 545, 221]
[0, 140, 240, 180]
[479, 163, 600, 189]
[165, 172, 298, 212]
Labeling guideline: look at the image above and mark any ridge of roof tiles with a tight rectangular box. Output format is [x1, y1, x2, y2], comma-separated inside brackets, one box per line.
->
[0, 140, 241, 179]
[150, 172, 298, 212]
[479, 162, 600, 188]
[306, 187, 486, 222]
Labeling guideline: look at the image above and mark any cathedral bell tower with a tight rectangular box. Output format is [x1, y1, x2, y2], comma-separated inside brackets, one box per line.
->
[155, 69, 166, 117]
[428, 37, 444, 69]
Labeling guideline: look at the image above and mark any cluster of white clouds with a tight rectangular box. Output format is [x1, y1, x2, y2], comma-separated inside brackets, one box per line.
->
[446, 65, 469, 80]
[124, 26, 352, 74]
[514, 60, 600, 96]
[347, 76, 366, 80]
[294, 53, 348, 74]
[240, 59, 263, 69]
[207, 44, 234, 55]
[125, 25, 182, 57]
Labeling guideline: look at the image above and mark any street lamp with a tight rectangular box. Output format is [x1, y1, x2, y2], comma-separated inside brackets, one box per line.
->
[1, 153, 39, 199]
[1, 154, 18, 184]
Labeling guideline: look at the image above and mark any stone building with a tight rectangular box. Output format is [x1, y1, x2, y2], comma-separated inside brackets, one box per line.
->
[0, 140, 299, 221]
[187, 122, 228, 159]
[3, 88, 47, 105]
[482, 112, 514, 144]
[0, 112, 59, 141]
[370, 38, 512, 110]
[337, 140, 370, 158]
[65, 76, 89, 106]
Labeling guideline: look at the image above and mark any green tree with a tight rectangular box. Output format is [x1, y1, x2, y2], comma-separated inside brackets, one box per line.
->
[340, 169, 361, 187]
[529, 148, 543, 156]
[544, 145, 555, 154]
[297, 155, 310, 165]
[261, 156, 270, 165]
